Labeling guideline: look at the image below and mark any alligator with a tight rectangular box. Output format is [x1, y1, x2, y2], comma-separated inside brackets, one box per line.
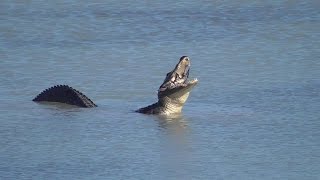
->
[33, 56, 198, 115]
[135, 56, 198, 114]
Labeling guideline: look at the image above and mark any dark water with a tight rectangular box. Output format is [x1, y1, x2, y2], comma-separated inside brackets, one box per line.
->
[1, 1, 320, 179]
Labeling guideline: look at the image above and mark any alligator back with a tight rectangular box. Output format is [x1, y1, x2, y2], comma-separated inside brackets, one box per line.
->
[33, 85, 97, 108]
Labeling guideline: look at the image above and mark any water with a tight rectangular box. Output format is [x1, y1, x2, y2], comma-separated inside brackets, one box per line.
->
[1, 0, 320, 179]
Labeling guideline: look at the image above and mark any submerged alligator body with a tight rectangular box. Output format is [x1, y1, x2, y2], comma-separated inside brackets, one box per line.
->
[33, 56, 198, 115]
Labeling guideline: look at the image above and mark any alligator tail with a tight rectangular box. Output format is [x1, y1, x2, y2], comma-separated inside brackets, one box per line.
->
[33, 85, 97, 108]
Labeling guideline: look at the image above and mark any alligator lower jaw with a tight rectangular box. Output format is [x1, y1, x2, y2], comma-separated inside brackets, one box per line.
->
[182, 78, 198, 88]
[187, 78, 198, 85]
[177, 78, 198, 88]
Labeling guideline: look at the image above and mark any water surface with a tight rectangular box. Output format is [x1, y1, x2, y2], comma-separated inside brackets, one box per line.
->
[1, 1, 320, 179]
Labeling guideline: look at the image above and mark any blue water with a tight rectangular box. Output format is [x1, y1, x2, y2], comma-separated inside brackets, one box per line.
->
[1, 1, 320, 179]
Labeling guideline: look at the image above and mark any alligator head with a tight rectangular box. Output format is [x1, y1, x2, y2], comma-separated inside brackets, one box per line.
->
[136, 56, 198, 115]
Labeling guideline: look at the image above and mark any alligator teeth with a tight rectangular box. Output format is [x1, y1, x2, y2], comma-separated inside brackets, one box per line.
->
[188, 78, 198, 83]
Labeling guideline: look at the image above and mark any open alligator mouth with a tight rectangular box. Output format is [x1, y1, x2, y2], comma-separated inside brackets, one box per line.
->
[158, 56, 198, 99]
[136, 56, 198, 115]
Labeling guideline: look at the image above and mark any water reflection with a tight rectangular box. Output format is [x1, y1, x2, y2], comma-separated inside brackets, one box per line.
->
[155, 113, 188, 131]
[34, 101, 80, 109]
[155, 114, 194, 178]
[32, 101, 91, 119]
[154, 114, 191, 151]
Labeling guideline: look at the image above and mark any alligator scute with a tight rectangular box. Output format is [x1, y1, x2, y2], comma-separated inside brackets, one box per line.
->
[33, 85, 97, 108]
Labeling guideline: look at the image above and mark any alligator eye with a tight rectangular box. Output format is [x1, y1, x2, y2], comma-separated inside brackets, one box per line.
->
[180, 56, 188, 61]
[181, 56, 189, 61]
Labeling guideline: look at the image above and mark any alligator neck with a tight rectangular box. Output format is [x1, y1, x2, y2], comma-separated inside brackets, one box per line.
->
[136, 98, 184, 115]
